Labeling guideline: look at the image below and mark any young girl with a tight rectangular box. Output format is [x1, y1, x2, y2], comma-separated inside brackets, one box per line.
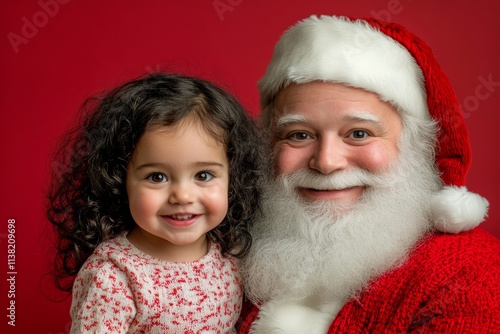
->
[47, 73, 262, 333]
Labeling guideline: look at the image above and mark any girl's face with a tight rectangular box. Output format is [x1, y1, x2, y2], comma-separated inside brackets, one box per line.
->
[125, 119, 229, 262]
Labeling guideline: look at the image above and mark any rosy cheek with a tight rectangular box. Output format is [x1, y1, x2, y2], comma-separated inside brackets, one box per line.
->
[275, 146, 309, 175]
[203, 187, 229, 212]
[129, 197, 145, 218]
[128, 189, 157, 218]
[205, 187, 226, 202]
[355, 145, 398, 173]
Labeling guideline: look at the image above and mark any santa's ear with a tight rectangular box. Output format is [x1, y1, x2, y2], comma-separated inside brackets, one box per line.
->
[431, 186, 489, 234]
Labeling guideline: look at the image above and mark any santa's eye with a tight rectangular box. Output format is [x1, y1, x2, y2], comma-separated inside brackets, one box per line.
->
[350, 130, 369, 139]
[288, 132, 310, 141]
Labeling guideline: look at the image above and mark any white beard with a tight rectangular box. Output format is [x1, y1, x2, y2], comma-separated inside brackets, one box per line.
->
[241, 127, 442, 323]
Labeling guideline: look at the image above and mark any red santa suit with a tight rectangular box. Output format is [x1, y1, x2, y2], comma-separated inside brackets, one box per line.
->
[238, 228, 500, 333]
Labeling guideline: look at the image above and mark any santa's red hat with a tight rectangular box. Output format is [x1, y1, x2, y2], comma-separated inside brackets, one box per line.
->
[259, 15, 488, 233]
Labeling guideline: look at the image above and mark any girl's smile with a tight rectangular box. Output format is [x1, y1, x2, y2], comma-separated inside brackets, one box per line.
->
[161, 213, 201, 227]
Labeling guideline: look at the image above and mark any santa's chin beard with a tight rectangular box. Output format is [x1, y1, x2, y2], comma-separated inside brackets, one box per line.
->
[241, 129, 442, 312]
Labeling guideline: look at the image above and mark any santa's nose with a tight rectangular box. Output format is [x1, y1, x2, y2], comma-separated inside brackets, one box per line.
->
[309, 137, 348, 174]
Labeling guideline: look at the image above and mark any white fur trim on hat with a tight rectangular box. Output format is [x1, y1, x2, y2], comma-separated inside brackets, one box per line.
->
[432, 186, 489, 234]
[258, 15, 429, 127]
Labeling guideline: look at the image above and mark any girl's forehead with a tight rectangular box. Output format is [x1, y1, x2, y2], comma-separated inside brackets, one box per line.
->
[129, 122, 229, 170]
[147, 116, 222, 141]
[137, 120, 224, 153]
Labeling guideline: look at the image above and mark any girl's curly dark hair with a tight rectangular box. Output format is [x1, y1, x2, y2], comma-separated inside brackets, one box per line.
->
[46, 73, 263, 292]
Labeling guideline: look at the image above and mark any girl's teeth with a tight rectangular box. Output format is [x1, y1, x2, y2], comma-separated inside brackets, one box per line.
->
[171, 215, 192, 220]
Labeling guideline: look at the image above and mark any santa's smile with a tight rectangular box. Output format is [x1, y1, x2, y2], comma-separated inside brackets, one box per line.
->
[297, 186, 365, 201]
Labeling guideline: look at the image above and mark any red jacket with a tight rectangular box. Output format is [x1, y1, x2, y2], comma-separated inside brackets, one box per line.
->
[238, 228, 500, 333]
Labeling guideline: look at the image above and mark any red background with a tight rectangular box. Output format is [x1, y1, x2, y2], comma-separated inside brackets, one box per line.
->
[1, 1, 499, 332]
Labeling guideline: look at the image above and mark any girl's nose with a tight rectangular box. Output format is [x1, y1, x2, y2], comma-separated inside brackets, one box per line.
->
[168, 182, 195, 205]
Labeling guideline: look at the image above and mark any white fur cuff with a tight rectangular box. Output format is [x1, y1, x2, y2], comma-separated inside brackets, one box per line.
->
[249, 301, 335, 334]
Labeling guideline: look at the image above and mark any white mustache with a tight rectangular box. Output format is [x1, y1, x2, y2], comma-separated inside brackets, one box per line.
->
[280, 168, 391, 191]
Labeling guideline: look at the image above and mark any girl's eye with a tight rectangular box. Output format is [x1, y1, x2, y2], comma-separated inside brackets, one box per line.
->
[196, 171, 214, 182]
[288, 132, 310, 141]
[350, 130, 369, 139]
[147, 173, 167, 183]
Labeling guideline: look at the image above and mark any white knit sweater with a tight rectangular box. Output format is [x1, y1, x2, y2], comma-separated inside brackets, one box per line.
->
[70, 234, 243, 333]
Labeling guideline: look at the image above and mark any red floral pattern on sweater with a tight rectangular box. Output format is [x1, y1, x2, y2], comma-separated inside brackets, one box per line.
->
[71, 234, 242, 333]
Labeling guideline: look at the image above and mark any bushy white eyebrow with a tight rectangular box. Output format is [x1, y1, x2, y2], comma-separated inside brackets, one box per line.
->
[276, 112, 380, 126]
[274, 111, 384, 133]
[346, 111, 380, 123]
[275, 114, 307, 129]
[345, 111, 386, 134]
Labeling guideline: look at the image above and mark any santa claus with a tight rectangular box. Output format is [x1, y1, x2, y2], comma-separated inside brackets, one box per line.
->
[238, 15, 500, 333]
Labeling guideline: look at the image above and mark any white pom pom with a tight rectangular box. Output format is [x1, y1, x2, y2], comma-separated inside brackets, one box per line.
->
[431, 186, 489, 234]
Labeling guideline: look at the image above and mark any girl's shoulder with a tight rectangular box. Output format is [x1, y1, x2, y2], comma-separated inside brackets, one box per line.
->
[79, 233, 145, 272]
[203, 241, 241, 273]
[91, 233, 131, 257]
